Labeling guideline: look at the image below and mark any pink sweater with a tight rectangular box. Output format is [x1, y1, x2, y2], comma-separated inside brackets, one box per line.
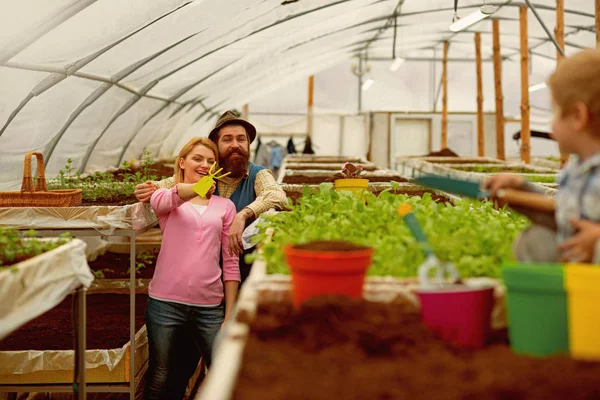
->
[149, 185, 240, 306]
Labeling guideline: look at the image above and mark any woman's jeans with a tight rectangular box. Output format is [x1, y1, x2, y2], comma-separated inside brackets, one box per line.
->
[144, 297, 224, 400]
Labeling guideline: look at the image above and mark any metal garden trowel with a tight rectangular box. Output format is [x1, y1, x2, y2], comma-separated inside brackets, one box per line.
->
[397, 203, 461, 287]
[414, 175, 556, 213]
[192, 162, 231, 197]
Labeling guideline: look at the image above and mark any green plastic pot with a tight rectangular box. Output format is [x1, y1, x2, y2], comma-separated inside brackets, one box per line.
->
[502, 263, 569, 357]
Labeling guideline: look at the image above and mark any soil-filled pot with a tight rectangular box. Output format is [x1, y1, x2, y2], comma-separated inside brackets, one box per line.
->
[416, 284, 494, 349]
[284, 241, 374, 308]
[334, 178, 369, 193]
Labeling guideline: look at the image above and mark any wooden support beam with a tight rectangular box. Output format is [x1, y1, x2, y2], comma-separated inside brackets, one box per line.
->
[442, 41, 449, 149]
[597, 0, 600, 48]
[520, 6, 531, 164]
[492, 20, 505, 160]
[475, 32, 484, 157]
[242, 104, 249, 120]
[307, 75, 314, 139]
[555, 0, 565, 63]
[556, 0, 569, 167]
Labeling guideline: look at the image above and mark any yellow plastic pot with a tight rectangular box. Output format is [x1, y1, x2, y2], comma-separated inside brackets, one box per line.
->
[565, 263, 600, 360]
[334, 178, 369, 193]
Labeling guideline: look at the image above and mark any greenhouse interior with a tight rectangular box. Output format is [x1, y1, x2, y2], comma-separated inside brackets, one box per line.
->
[1, 0, 600, 399]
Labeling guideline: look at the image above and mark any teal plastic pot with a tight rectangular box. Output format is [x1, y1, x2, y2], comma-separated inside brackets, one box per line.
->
[502, 263, 569, 357]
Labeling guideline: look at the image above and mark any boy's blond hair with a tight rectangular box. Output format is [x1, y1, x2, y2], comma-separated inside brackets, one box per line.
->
[548, 49, 600, 132]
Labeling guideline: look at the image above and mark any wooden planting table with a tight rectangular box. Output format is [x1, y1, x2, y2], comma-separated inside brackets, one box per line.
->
[0, 202, 157, 399]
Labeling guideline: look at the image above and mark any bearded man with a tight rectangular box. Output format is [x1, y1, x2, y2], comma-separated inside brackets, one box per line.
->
[134, 110, 287, 282]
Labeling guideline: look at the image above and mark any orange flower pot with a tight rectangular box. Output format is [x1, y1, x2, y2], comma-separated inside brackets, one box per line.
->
[284, 241, 374, 308]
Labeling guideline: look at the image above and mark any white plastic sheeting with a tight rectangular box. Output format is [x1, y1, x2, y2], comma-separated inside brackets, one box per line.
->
[0, 0, 597, 189]
[0, 238, 93, 341]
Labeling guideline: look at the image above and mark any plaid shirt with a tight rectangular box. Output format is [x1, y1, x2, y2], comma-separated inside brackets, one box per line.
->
[523, 153, 600, 263]
[153, 169, 287, 218]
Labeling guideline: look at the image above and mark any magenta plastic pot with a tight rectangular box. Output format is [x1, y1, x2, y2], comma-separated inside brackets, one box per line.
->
[416, 285, 494, 349]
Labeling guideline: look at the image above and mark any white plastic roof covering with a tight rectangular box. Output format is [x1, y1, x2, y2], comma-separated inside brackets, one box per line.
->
[0, 0, 597, 190]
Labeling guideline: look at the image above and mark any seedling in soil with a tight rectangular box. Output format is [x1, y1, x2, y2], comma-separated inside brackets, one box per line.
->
[331, 162, 366, 180]
[48, 152, 160, 204]
[0, 227, 72, 270]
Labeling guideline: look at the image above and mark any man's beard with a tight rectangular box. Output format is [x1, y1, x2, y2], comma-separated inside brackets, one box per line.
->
[221, 148, 249, 179]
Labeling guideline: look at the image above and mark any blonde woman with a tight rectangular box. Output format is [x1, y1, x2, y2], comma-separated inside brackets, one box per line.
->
[144, 137, 240, 400]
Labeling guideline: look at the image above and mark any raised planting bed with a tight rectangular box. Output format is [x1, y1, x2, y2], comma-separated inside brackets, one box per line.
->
[0, 201, 157, 234]
[88, 248, 158, 280]
[281, 169, 409, 185]
[283, 163, 377, 171]
[230, 296, 600, 400]
[521, 174, 558, 184]
[281, 182, 454, 206]
[251, 184, 528, 279]
[0, 232, 94, 341]
[46, 155, 173, 206]
[0, 293, 149, 384]
[283, 155, 367, 164]
[449, 164, 557, 174]
[397, 156, 504, 165]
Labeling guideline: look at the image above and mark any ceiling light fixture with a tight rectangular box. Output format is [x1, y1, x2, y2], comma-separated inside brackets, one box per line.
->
[449, 1, 497, 32]
[362, 79, 374, 91]
[390, 57, 406, 72]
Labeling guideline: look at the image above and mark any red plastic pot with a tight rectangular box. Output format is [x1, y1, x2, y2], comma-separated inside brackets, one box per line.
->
[284, 241, 374, 308]
[416, 285, 494, 349]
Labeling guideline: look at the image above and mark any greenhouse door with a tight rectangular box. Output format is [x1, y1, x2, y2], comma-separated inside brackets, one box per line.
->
[447, 120, 474, 156]
[393, 118, 431, 158]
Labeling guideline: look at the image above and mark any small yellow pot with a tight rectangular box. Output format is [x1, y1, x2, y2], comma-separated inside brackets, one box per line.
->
[334, 178, 369, 193]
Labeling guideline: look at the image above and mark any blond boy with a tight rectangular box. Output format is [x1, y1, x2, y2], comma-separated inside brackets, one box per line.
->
[485, 49, 600, 264]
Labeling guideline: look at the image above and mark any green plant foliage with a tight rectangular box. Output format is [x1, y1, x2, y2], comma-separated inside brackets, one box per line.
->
[0, 227, 72, 270]
[251, 183, 529, 279]
[47, 152, 158, 203]
[522, 175, 557, 184]
[451, 166, 546, 174]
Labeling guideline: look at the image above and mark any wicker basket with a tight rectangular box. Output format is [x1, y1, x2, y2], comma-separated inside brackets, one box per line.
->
[0, 152, 82, 207]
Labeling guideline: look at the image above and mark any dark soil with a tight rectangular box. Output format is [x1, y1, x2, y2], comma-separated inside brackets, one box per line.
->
[282, 175, 408, 184]
[286, 164, 377, 171]
[453, 166, 542, 174]
[427, 148, 459, 157]
[428, 159, 502, 164]
[81, 193, 139, 207]
[81, 162, 174, 183]
[284, 189, 452, 205]
[88, 249, 158, 279]
[233, 296, 600, 400]
[0, 294, 148, 350]
[293, 241, 370, 252]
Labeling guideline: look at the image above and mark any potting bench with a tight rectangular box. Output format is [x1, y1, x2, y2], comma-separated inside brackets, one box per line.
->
[0, 203, 157, 400]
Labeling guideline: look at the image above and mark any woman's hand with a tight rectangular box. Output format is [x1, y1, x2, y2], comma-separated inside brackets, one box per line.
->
[483, 174, 526, 198]
[205, 182, 216, 199]
[558, 219, 600, 262]
[134, 181, 158, 202]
